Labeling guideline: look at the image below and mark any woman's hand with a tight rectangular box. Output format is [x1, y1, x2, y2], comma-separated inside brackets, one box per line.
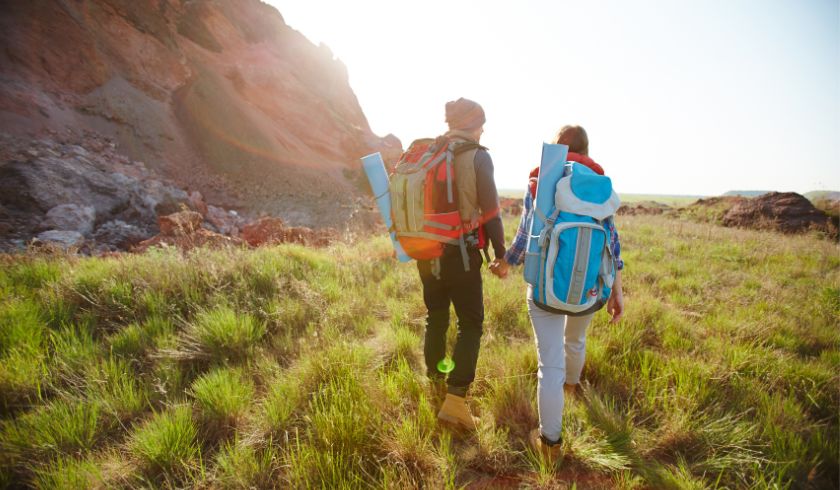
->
[489, 258, 510, 279]
[607, 270, 624, 323]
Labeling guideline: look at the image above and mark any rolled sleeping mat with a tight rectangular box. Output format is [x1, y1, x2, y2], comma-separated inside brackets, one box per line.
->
[523, 143, 569, 285]
[361, 152, 412, 262]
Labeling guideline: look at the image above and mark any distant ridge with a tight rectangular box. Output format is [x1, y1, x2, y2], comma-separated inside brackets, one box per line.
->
[724, 190, 840, 203]
[500, 190, 707, 207]
[619, 194, 706, 206]
[805, 190, 840, 201]
[723, 190, 773, 197]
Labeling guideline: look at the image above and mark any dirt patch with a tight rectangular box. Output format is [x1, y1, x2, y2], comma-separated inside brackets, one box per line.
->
[133, 227, 245, 252]
[240, 217, 337, 247]
[499, 197, 522, 216]
[133, 212, 338, 253]
[722, 192, 837, 238]
[133, 211, 244, 252]
[617, 201, 671, 216]
[158, 211, 203, 236]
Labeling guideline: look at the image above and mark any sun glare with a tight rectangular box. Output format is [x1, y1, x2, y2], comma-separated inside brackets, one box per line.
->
[269, 0, 839, 196]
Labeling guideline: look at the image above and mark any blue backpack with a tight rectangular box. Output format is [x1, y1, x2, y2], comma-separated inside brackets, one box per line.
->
[527, 161, 621, 315]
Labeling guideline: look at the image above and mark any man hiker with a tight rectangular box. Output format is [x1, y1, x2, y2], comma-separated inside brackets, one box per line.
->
[418, 97, 507, 431]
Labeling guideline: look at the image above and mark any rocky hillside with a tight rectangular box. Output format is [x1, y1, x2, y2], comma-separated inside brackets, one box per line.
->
[0, 0, 401, 230]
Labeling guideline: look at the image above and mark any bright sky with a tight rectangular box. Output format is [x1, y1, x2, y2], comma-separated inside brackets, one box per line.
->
[267, 0, 839, 196]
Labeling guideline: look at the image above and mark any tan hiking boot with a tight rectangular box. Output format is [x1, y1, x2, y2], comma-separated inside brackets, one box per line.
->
[529, 429, 563, 465]
[564, 383, 579, 398]
[437, 393, 479, 431]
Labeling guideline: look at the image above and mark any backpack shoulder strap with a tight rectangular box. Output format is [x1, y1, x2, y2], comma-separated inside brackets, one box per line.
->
[451, 141, 487, 155]
[408, 138, 435, 147]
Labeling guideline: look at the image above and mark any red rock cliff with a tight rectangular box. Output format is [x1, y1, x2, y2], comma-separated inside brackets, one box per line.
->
[0, 0, 401, 227]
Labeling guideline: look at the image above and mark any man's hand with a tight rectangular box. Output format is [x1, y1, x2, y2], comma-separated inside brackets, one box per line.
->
[607, 270, 624, 323]
[489, 258, 509, 279]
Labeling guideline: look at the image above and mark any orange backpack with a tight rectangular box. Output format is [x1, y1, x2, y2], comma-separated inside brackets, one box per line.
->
[389, 137, 483, 269]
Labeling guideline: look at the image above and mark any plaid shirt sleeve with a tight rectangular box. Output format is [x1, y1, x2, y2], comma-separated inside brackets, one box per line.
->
[503, 190, 532, 266]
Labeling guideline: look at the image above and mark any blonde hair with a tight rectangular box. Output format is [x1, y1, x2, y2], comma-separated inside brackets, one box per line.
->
[553, 125, 588, 156]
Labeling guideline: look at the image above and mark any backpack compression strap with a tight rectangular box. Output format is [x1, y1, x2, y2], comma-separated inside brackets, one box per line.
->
[452, 140, 487, 272]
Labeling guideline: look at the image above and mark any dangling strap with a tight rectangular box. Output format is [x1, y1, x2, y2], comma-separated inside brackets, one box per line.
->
[601, 218, 616, 287]
[534, 206, 549, 226]
[482, 246, 491, 264]
[600, 239, 615, 289]
[458, 235, 470, 272]
[431, 257, 441, 280]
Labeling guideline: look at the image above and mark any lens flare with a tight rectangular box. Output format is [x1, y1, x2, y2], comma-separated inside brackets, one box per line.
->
[436, 358, 455, 374]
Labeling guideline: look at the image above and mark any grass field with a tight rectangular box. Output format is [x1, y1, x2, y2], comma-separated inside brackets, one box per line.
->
[0, 215, 837, 489]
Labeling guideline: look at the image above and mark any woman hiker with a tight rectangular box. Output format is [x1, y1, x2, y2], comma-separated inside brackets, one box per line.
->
[491, 125, 626, 464]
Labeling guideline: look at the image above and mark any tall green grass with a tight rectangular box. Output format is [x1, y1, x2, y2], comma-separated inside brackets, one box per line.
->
[173, 306, 266, 364]
[129, 404, 200, 481]
[0, 215, 836, 488]
[191, 366, 255, 439]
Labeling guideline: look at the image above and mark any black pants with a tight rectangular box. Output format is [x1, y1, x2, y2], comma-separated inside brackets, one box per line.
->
[417, 246, 484, 397]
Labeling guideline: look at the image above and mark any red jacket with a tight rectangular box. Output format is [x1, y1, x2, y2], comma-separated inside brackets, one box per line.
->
[528, 152, 604, 198]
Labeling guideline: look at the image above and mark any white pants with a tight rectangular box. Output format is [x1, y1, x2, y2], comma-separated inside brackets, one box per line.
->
[527, 294, 593, 442]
